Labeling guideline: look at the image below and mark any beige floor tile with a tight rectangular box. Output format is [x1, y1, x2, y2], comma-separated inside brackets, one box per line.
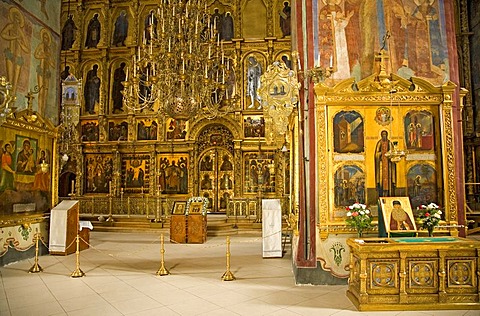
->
[1, 232, 479, 315]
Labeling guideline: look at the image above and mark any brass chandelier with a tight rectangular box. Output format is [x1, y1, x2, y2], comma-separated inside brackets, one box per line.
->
[122, 0, 237, 120]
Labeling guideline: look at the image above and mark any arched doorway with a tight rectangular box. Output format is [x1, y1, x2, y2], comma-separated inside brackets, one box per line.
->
[58, 172, 76, 197]
[196, 124, 235, 213]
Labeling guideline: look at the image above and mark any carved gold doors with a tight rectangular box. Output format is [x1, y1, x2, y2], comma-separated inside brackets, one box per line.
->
[199, 148, 234, 213]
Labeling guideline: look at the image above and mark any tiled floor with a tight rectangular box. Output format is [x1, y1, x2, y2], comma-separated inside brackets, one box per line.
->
[0, 231, 478, 316]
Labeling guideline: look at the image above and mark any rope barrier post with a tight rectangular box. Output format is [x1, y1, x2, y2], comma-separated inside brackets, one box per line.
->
[28, 232, 43, 273]
[71, 233, 85, 278]
[156, 233, 170, 276]
[221, 236, 235, 281]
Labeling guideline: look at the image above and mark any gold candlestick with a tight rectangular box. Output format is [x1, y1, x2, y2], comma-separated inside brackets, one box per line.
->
[221, 236, 235, 281]
[156, 234, 170, 276]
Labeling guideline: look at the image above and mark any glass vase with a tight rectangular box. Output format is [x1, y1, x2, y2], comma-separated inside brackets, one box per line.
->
[427, 226, 434, 237]
[357, 229, 363, 238]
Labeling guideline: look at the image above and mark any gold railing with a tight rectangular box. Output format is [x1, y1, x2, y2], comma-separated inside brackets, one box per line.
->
[60, 195, 174, 222]
[226, 196, 290, 223]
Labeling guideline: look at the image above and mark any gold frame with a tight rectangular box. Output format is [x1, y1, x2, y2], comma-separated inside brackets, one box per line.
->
[172, 201, 186, 215]
[379, 197, 417, 236]
[188, 201, 203, 214]
[313, 73, 467, 239]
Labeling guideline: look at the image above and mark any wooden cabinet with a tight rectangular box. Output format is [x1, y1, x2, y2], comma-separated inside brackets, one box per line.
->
[170, 215, 187, 243]
[170, 214, 207, 243]
[49, 200, 89, 255]
[187, 214, 207, 243]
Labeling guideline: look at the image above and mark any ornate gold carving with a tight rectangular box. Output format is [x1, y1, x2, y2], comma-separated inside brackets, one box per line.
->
[371, 262, 396, 288]
[448, 260, 474, 286]
[409, 261, 436, 287]
[258, 61, 300, 145]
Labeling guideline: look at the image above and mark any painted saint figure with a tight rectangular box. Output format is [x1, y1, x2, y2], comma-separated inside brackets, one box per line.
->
[85, 13, 101, 49]
[389, 200, 414, 231]
[84, 64, 101, 114]
[246, 56, 262, 109]
[16, 139, 35, 174]
[34, 29, 54, 115]
[61, 15, 77, 50]
[374, 130, 396, 197]
[112, 11, 128, 47]
[1, 7, 29, 96]
[0, 143, 15, 192]
[222, 12, 234, 40]
[112, 62, 126, 113]
[33, 150, 49, 191]
[279, 1, 291, 37]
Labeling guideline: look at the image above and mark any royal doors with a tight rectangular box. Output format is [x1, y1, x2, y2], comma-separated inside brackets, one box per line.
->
[198, 148, 234, 213]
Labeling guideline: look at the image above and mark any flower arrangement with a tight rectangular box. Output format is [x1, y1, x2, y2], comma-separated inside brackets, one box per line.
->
[417, 202, 442, 236]
[346, 203, 372, 237]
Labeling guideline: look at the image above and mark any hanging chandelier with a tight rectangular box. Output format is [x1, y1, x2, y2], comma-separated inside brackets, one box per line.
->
[122, 0, 237, 120]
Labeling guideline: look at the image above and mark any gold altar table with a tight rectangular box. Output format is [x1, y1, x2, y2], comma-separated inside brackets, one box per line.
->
[346, 237, 480, 311]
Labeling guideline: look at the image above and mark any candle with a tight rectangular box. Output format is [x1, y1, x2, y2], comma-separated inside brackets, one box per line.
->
[71, 180, 75, 193]
[125, 68, 129, 81]
[204, 64, 208, 78]
[329, 55, 333, 68]
[168, 38, 171, 52]
[109, 181, 112, 195]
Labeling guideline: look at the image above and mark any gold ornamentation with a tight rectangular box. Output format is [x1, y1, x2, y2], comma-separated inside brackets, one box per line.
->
[122, 1, 237, 119]
[0, 76, 16, 125]
[258, 61, 300, 146]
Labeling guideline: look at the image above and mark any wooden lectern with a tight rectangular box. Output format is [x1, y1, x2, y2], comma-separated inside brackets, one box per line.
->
[49, 200, 89, 255]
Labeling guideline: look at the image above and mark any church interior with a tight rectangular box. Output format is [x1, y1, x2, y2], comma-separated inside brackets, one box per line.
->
[1, 0, 480, 313]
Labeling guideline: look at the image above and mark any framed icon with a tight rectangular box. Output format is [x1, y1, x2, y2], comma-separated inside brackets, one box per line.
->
[172, 201, 187, 215]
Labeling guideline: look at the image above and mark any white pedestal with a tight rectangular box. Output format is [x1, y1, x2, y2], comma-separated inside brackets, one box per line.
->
[262, 199, 282, 258]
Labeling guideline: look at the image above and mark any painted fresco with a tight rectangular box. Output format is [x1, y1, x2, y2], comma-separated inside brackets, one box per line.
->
[404, 110, 434, 151]
[158, 155, 188, 194]
[0, 132, 53, 214]
[317, 0, 449, 85]
[81, 120, 99, 142]
[244, 152, 275, 193]
[0, 3, 60, 123]
[407, 163, 437, 209]
[85, 154, 114, 194]
[244, 53, 266, 110]
[108, 120, 128, 141]
[166, 118, 188, 140]
[137, 119, 158, 141]
[333, 165, 365, 207]
[243, 115, 265, 138]
[333, 111, 364, 153]
[122, 155, 150, 194]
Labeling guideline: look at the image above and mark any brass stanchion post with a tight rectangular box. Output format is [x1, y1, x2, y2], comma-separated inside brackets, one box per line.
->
[221, 236, 235, 281]
[28, 232, 43, 273]
[71, 233, 85, 278]
[156, 233, 170, 276]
